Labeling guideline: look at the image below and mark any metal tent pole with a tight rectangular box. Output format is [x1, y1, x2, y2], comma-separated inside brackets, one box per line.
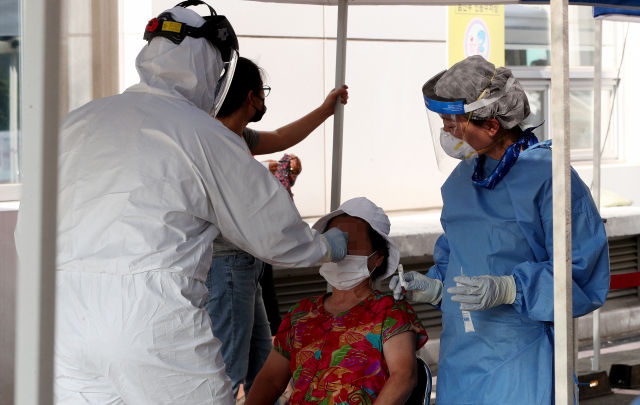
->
[330, 0, 348, 212]
[14, 0, 61, 403]
[550, 0, 573, 403]
[592, 18, 603, 373]
[327, 0, 349, 294]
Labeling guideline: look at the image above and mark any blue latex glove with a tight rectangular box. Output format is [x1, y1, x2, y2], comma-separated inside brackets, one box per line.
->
[320, 227, 349, 263]
[389, 271, 443, 304]
[448, 275, 517, 311]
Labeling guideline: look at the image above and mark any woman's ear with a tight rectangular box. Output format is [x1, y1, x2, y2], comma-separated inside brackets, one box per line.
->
[485, 118, 500, 137]
[374, 252, 385, 269]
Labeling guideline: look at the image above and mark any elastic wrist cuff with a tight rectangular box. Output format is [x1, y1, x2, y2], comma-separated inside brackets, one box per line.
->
[318, 235, 331, 263]
[432, 279, 444, 305]
[505, 275, 517, 305]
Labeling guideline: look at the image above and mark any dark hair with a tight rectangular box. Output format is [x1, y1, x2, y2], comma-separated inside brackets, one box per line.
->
[217, 57, 265, 117]
[368, 227, 389, 282]
[471, 118, 524, 146]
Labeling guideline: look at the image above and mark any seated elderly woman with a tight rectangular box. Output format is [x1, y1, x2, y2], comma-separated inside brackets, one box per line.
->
[246, 197, 427, 405]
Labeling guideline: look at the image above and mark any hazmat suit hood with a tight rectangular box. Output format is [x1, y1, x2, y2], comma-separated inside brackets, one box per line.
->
[125, 6, 223, 113]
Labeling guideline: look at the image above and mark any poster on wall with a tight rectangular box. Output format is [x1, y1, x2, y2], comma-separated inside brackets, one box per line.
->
[448, 5, 505, 68]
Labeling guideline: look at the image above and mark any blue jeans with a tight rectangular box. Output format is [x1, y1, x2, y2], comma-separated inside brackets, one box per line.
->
[205, 252, 273, 397]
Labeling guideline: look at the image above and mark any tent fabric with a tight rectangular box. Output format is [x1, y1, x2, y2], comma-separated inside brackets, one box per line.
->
[594, 6, 640, 19]
[565, 0, 640, 9]
[242, 0, 520, 4]
[243, 0, 640, 8]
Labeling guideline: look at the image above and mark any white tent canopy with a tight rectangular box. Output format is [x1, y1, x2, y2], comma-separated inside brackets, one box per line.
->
[247, 0, 640, 5]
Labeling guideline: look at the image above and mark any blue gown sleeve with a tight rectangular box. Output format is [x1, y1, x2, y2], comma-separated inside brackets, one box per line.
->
[427, 212, 451, 311]
[511, 169, 610, 322]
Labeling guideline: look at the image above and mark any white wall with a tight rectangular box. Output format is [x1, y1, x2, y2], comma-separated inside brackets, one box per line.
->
[621, 23, 640, 166]
[122, 0, 152, 91]
[322, 38, 449, 211]
[574, 163, 640, 207]
[122, 1, 640, 216]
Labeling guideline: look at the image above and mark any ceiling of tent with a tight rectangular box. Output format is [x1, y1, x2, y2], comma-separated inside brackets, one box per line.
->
[241, 0, 640, 9]
[241, 0, 520, 4]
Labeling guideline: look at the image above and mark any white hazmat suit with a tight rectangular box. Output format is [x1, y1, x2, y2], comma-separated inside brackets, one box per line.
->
[15, 7, 330, 405]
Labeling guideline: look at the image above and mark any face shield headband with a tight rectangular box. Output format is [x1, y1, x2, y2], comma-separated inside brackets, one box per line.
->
[144, 1, 239, 63]
[143, 1, 240, 117]
[421, 70, 515, 173]
[422, 70, 516, 116]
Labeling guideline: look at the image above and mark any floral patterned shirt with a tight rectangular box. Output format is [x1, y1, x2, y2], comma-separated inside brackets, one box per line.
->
[274, 290, 428, 405]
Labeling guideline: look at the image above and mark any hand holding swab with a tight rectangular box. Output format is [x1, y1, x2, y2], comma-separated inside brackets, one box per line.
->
[398, 265, 407, 295]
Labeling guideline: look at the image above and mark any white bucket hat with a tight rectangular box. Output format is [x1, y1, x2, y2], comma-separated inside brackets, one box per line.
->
[312, 197, 400, 281]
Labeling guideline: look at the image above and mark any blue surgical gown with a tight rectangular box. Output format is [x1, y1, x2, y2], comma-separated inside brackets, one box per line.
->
[431, 140, 610, 405]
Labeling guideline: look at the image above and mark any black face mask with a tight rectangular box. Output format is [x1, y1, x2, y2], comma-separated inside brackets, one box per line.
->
[250, 96, 267, 123]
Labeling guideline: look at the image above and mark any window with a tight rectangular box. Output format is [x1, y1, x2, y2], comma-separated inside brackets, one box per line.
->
[505, 5, 621, 162]
[0, 0, 120, 202]
[0, 0, 21, 201]
[517, 73, 618, 161]
[61, 0, 119, 117]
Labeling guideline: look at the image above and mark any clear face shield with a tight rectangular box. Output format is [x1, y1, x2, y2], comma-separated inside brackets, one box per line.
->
[423, 72, 476, 174]
[426, 109, 478, 174]
[211, 48, 238, 117]
[422, 70, 517, 174]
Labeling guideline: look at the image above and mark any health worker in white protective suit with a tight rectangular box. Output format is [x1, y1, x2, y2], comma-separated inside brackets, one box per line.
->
[14, 2, 348, 404]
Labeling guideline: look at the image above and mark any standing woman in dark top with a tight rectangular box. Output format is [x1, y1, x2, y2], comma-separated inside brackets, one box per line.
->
[206, 56, 348, 398]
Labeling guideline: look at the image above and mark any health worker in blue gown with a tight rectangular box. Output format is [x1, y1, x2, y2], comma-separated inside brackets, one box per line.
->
[389, 55, 610, 405]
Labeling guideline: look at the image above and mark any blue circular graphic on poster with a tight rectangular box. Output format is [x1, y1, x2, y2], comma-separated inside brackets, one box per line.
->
[464, 18, 491, 60]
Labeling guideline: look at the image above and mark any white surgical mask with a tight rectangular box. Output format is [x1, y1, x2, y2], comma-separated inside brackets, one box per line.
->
[439, 128, 477, 160]
[319, 252, 377, 291]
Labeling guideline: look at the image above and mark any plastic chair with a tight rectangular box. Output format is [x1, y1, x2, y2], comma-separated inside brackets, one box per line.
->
[405, 357, 432, 405]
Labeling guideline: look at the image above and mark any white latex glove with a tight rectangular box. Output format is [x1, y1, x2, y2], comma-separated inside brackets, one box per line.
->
[448, 275, 517, 311]
[319, 228, 349, 263]
[389, 271, 443, 305]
